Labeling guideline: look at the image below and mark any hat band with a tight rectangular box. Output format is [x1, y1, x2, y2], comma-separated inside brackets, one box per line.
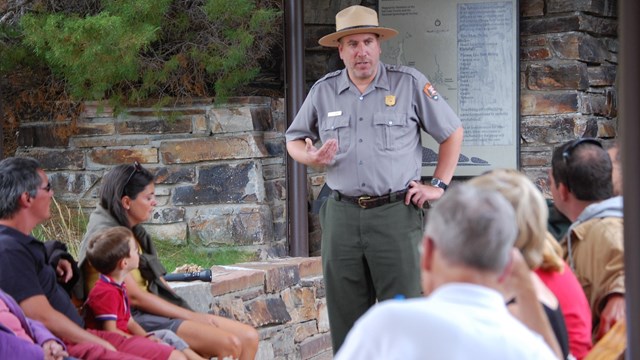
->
[336, 24, 382, 32]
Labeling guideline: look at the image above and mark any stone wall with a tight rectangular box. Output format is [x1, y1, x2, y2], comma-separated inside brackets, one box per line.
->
[15, 97, 313, 257]
[171, 257, 332, 360]
[303, 0, 619, 193]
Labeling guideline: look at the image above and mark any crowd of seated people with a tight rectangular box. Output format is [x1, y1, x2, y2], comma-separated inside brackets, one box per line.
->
[0, 136, 627, 359]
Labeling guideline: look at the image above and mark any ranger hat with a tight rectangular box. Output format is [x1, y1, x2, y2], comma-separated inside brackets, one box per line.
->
[318, 5, 398, 47]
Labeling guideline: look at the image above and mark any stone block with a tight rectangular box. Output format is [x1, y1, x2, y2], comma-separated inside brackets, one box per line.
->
[547, 0, 617, 17]
[126, 108, 206, 117]
[76, 122, 116, 137]
[188, 205, 274, 246]
[270, 327, 296, 357]
[49, 171, 101, 196]
[18, 123, 72, 148]
[89, 148, 158, 165]
[263, 136, 285, 157]
[521, 47, 552, 61]
[144, 223, 188, 244]
[299, 333, 333, 360]
[588, 64, 617, 86]
[255, 341, 275, 360]
[316, 300, 330, 333]
[209, 107, 255, 133]
[117, 118, 192, 135]
[521, 115, 583, 144]
[148, 207, 186, 224]
[154, 166, 196, 184]
[240, 262, 301, 294]
[15, 148, 85, 170]
[245, 296, 292, 327]
[294, 321, 319, 343]
[262, 162, 286, 181]
[160, 135, 269, 164]
[521, 92, 579, 115]
[211, 296, 253, 324]
[282, 287, 318, 323]
[550, 32, 611, 63]
[521, 14, 581, 35]
[521, 0, 544, 17]
[526, 63, 589, 90]
[169, 281, 213, 314]
[71, 136, 150, 148]
[173, 162, 263, 205]
[210, 265, 265, 296]
[193, 114, 208, 134]
[580, 92, 615, 116]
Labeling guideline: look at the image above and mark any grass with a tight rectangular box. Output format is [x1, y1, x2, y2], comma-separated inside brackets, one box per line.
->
[154, 241, 257, 272]
[33, 198, 257, 270]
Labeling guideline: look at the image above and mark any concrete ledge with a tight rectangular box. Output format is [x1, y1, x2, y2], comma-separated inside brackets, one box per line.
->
[170, 256, 331, 360]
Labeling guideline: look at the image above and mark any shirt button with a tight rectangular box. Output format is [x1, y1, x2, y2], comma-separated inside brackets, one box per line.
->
[359, 117, 363, 121]
[388, 121, 393, 125]
[361, 183, 366, 187]
[359, 96, 364, 101]
[359, 161, 363, 165]
[359, 139, 363, 143]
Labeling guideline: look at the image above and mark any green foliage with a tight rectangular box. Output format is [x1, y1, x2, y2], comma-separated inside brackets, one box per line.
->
[1, 0, 282, 108]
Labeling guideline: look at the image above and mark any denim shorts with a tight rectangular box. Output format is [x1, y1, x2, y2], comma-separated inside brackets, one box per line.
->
[131, 308, 184, 333]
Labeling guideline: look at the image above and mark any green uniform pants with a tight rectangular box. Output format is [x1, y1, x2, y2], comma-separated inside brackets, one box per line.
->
[320, 197, 424, 353]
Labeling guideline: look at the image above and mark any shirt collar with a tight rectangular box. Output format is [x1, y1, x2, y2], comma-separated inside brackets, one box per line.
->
[99, 273, 125, 289]
[337, 62, 390, 95]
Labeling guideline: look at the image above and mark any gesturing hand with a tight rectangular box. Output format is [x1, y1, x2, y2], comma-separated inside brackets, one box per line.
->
[305, 138, 338, 166]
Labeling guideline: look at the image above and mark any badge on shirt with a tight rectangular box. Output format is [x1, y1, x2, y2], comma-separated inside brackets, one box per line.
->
[328, 111, 342, 117]
[385, 95, 396, 107]
[423, 83, 439, 101]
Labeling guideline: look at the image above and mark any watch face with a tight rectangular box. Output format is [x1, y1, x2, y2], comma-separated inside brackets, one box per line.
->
[431, 178, 440, 186]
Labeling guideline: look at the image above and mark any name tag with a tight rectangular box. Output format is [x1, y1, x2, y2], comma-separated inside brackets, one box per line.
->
[328, 111, 342, 117]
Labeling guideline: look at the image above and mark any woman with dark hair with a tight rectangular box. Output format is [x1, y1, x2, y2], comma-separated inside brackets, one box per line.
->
[76, 162, 259, 360]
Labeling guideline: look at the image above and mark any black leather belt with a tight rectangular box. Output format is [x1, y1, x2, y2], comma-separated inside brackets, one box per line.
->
[332, 189, 408, 209]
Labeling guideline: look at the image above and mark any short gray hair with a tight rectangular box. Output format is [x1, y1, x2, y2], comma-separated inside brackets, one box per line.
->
[425, 183, 518, 272]
[0, 157, 43, 219]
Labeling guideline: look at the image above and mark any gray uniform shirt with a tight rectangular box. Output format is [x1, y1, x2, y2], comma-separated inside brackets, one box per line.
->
[286, 62, 461, 197]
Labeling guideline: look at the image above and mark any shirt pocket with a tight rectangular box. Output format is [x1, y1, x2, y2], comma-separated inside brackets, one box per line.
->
[321, 115, 351, 154]
[373, 113, 409, 151]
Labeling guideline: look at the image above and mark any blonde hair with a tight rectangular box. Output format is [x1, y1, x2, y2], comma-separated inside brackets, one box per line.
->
[468, 169, 562, 272]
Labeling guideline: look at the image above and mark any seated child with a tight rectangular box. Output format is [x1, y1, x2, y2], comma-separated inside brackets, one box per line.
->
[1, 288, 69, 360]
[84, 226, 204, 360]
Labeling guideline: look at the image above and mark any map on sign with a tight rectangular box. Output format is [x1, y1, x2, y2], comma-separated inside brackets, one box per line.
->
[379, 0, 519, 176]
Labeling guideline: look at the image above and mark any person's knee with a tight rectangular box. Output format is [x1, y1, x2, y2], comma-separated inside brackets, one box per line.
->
[219, 334, 243, 358]
[168, 349, 187, 360]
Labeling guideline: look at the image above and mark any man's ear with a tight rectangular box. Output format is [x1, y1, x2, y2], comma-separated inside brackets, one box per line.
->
[497, 249, 515, 284]
[558, 182, 571, 201]
[19, 192, 32, 208]
[421, 236, 435, 272]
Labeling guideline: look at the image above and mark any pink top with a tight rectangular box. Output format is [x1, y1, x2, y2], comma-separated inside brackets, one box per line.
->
[536, 262, 593, 360]
[0, 298, 33, 343]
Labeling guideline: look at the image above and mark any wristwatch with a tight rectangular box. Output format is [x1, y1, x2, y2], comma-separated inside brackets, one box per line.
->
[430, 177, 448, 191]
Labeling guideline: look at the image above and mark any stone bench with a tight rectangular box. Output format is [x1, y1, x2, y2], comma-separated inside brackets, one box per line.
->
[170, 257, 332, 360]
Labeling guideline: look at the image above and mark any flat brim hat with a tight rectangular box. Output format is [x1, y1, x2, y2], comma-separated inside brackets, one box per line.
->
[318, 5, 398, 48]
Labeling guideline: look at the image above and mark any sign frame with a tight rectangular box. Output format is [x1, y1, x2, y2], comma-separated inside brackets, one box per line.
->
[379, 0, 520, 177]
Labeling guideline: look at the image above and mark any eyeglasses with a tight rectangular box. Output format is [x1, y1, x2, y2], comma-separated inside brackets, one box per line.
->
[41, 182, 52, 192]
[124, 161, 142, 188]
[562, 138, 603, 165]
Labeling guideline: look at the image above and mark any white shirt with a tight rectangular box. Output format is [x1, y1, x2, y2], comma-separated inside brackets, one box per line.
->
[335, 283, 557, 360]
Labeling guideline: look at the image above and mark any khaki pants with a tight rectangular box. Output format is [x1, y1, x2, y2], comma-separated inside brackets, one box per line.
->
[320, 197, 424, 353]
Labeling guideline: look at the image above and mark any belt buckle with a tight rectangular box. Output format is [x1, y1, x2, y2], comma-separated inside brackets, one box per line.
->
[357, 196, 371, 209]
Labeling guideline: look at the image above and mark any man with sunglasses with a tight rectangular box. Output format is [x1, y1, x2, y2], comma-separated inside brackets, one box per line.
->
[0, 157, 178, 359]
[548, 138, 625, 342]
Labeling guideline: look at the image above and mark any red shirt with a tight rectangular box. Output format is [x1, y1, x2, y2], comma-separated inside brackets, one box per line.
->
[84, 274, 131, 333]
[536, 262, 593, 359]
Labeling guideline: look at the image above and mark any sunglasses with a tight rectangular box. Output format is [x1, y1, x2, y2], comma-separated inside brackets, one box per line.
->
[124, 161, 142, 188]
[562, 138, 603, 165]
[41, 182, 52, 192]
